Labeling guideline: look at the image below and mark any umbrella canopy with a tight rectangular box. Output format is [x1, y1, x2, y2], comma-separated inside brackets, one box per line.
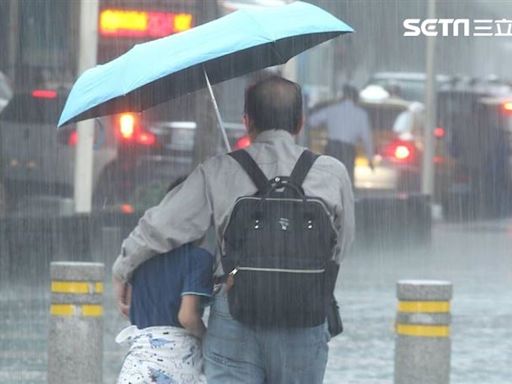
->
[58, 1, 353, 127]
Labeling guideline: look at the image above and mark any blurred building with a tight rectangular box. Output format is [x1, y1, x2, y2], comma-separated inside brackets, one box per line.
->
[0, 0, 77, 91]
[0, 0, 221, 92]
[2, 0, 512, 96]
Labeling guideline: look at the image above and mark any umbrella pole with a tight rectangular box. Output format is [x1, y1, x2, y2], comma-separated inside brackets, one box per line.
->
[203, 69, 231, 152]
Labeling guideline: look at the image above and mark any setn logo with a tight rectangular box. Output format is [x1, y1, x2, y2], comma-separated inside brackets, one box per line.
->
[403, 19, 470, 37]
[403, 18, 512, 37]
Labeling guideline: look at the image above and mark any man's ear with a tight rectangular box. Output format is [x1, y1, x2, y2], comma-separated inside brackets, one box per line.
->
[295, 114, 304, 135]
[242, 113, 250, 131]
[243, 114, 257, 139]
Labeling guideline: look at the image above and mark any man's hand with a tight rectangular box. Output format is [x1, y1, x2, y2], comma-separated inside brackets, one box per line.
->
[113, 275, 131, 318]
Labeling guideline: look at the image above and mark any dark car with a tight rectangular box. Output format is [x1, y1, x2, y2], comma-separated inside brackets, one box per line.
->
[437, 83, 512, 218]
[0, 88, 245, 214]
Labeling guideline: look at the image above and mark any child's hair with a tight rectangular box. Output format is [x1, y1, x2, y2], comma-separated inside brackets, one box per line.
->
[166, 176, 188, 194]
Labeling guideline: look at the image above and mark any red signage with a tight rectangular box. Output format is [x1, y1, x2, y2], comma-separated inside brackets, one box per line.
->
[100, 9, 193, 38]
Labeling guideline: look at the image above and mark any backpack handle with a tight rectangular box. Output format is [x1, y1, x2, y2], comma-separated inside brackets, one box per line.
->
[263, 177, 306, 201]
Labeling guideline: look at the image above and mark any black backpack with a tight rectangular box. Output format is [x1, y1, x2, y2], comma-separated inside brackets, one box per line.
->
[223, 149, 339, 328]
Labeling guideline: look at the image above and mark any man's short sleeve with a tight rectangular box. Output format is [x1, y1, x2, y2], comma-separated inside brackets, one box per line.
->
[182, 247, 214, 298]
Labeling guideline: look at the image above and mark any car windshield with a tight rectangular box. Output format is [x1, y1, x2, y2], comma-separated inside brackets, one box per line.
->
[371, 79, 425, 102]
[362, 104, 406, 132]
[1, 94, 67, 124]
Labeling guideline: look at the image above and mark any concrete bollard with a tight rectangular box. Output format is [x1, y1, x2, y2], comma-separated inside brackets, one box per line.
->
[394, 280, 453, 384]
[48, 262, 104, 384]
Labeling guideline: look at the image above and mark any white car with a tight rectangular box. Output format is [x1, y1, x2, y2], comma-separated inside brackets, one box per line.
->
[366, 72, 451, 103]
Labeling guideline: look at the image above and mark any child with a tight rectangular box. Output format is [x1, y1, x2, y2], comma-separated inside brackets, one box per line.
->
[116, 178, 213, 384]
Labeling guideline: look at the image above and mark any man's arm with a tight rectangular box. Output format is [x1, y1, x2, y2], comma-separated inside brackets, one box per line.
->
[112, 164, 212, 314]
[112, 164, 212, 282]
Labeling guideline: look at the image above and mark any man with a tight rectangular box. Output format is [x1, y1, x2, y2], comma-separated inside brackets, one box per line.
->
[112, 76, 355, 383]
[309, 84, 374, 184]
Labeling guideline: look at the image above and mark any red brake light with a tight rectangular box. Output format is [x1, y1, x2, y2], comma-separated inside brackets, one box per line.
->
[32, 89, 57, 99]
[116, 113, 157, 146]
[120, 204, 135, 214]
[434, 127, 445, 138]
[119, 113, 136, 139]
[68, 130, 78, 146]
[502, 101, 512, 114]
[235, 135, 251, 149]
[381, 140, 416, 163]
[394, 144, 411, 160]
[136, 131, 156, 146]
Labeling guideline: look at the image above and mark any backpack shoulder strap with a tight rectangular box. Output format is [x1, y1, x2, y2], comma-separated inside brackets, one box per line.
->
[289, 150, 320, 187]
[229, 150, 268, 193]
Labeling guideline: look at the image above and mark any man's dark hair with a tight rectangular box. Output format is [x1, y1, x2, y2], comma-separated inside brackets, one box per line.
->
[244, 76, 303, 134]
[342, 84, 359, 103]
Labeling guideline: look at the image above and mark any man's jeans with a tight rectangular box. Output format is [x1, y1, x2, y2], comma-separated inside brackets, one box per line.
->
[203, 291, 329, 384]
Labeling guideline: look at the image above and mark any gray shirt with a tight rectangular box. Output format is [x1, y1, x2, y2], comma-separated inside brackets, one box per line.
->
[113, 129, 355, 282]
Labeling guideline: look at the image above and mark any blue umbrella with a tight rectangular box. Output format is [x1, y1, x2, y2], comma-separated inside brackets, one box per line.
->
[58, 1, 353, 149]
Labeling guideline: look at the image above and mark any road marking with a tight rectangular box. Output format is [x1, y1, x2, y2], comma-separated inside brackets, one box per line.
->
[398, 301, 450, 313]
[50, 304, 75, 316]
[50, 304, 103, 317]
[51, 281, 103, 294]
[396, 324, 450, 337]
[95, 282, 104, 293]
[81, 304, 103, 317]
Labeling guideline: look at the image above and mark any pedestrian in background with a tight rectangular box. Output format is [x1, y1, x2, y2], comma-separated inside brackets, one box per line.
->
[309, 84, 374, 184]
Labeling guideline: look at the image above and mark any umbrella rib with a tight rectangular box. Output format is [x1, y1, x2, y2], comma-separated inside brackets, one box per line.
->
[203, 68, 231, 152]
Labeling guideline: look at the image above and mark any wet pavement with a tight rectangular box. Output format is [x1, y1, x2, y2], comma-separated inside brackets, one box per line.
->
[1, 218, 511, 383]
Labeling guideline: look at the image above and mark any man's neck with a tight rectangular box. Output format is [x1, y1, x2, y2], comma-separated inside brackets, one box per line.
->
[253, 129, 295, 144]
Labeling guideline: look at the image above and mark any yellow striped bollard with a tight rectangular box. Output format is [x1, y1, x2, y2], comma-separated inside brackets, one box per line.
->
[394, 280, 453, 384]
[48, 262, 104, 384]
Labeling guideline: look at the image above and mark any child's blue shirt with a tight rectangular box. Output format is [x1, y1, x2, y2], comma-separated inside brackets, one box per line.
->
[129, 244, 214, 329]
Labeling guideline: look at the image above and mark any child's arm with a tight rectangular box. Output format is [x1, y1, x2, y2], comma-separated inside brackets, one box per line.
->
[178, 295, 206, 338]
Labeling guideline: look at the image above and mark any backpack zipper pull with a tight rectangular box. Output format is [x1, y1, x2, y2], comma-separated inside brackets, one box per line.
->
[229, 268, 239, 276]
